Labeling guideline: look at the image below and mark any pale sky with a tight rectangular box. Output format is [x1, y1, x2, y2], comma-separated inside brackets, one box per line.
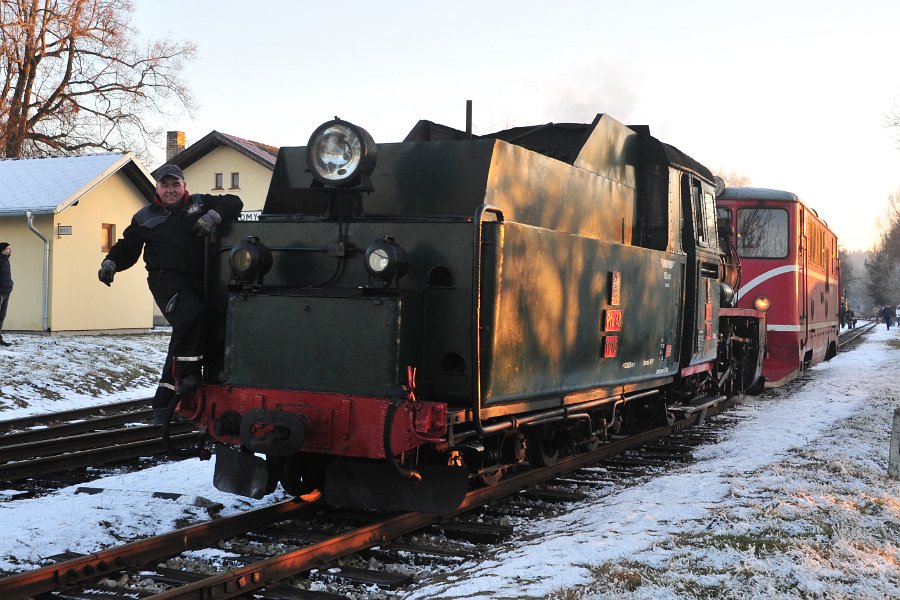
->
[134, 0, 900, 251]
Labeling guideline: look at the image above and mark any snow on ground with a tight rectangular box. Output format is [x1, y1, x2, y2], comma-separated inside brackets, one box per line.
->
[0, 326, 899, 599]
[0, 329, 170, 415]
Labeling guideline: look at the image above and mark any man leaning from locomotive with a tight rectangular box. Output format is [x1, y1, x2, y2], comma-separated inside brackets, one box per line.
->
[98, 164, 243, 424]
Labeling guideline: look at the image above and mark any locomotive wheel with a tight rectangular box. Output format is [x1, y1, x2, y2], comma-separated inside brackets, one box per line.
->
[527, 436, 560, 467]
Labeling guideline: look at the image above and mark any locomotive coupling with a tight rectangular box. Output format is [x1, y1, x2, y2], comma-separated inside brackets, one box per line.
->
[239, 409, 309, 456]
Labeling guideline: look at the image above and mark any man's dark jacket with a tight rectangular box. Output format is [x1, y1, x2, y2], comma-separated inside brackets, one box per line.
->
[0, 255, 12, 295]
[105, 193, 243, 277]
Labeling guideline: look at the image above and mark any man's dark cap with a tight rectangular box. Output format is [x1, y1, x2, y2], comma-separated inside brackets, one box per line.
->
[155, 164, 185, 182]
[0, 243, 8, 253]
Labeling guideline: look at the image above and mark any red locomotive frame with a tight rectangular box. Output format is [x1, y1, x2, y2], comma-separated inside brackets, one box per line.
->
[717, 188, 840, 387]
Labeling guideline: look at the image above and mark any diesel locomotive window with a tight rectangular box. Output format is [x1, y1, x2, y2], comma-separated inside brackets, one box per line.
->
[737, 208, 789, 258]
[716, 207, 733, 239]
[806, 219, 829, 271]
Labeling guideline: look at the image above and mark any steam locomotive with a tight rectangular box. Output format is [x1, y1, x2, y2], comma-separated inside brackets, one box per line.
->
[177, 113, 766, 513]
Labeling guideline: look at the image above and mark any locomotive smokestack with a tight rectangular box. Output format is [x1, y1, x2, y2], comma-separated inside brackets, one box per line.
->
[466, 100, 473, 138]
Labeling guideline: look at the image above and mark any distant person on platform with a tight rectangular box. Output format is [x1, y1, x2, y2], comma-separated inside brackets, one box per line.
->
[881, 305, 894, 330]
[97, 165, 242, 424]
[0, 242, 12, 347]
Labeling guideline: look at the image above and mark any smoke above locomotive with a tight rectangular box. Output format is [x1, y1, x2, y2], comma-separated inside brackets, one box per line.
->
[182, 113, 764, 512]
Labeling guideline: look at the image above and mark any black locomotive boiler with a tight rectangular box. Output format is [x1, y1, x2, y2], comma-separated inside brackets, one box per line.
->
[180, 113, 765, 512]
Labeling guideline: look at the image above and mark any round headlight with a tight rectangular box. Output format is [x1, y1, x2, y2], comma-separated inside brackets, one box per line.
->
[368, 247, 391, 273]
[229, 237, 272, 283]
[306, 119, 377, 186]
[364, 237, 408, 282]
[231, 247, 254, 272]
[753, 295, 770, 312]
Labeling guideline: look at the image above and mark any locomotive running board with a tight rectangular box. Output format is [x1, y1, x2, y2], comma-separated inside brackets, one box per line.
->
[324, 463, 469, 514]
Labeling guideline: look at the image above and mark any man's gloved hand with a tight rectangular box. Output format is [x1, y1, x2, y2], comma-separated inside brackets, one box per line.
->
[192, 209, 222, 236]
[98, 260, 116, 286]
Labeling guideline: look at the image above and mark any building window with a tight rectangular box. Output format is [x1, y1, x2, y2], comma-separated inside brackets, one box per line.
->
[230, 172, 240, 189]
[101, 223, 115, 252]
[214, 173, 224, 189]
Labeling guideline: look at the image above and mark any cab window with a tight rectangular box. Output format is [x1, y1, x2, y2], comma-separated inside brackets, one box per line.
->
[682, 174, 709, 246]
[737, 208, 789, 258]
[693, 184, 705, 244]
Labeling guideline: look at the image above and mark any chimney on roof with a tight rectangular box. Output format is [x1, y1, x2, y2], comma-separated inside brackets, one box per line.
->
[166, 131, 186, 161]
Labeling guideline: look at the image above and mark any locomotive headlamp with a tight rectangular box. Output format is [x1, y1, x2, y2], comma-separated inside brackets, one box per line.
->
[306, 119, 377, 187]
[364, 236, 408, 282]
[753, 295, 771, 312]
[229, 236, 273, 284]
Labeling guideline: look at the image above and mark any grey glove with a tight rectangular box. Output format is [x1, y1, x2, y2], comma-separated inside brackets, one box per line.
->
[98, 260, 116, 286]
[193, 209, 222, 236]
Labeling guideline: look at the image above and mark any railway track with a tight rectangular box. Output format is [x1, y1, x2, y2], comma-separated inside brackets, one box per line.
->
[0, 393, 738, 599]
[0, 398, 199, 485]
[838, 320, 875, 348]
[0, 398, 152, 434]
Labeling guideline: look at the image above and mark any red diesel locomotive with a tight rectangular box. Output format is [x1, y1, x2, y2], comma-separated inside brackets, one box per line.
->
[716, 187, 840, 387]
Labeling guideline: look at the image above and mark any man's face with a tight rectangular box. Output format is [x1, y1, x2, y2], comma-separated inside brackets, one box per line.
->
[156, 176, 186, 207]
[1, 246, 9, 257]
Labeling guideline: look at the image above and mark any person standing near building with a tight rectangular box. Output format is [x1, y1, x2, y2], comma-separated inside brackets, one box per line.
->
[98, 165, 243, 423]
[0, 242, 12, 347]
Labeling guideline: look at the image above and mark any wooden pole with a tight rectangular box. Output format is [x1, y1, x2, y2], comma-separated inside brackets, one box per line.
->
[889, 407, 900, 479]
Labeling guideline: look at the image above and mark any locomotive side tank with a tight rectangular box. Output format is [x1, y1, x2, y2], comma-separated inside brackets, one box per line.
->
[185, 114, 764, 511]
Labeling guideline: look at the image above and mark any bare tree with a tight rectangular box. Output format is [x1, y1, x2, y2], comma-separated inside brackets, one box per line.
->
[0, 0, 196, 161]
[715, 168, 752, 188]
[865, 188, 900, 305]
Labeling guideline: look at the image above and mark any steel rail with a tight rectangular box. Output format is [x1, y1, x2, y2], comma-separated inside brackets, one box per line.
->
[0, 398, 152, 434]
[0, 431, 199, 481]
[0, 409, 157, 445]
[838, 321, 875, 348]
[0, 498, 320, 599]
[0, 423, 195, 462]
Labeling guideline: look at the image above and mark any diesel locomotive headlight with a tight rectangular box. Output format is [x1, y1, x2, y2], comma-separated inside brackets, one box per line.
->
[229, 237, 272, 284]
[306, 119, 377, 187]
[364, 236, 408, 282]
[754, 295, 771, 312]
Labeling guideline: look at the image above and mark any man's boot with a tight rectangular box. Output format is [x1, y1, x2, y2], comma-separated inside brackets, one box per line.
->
[152, 386, 175, 425]
[153, 407, 168, 426]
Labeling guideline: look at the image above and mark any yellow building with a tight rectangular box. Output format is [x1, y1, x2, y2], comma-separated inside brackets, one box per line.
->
[160, 130, 278, 220]
[0, 153, 156, 332]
